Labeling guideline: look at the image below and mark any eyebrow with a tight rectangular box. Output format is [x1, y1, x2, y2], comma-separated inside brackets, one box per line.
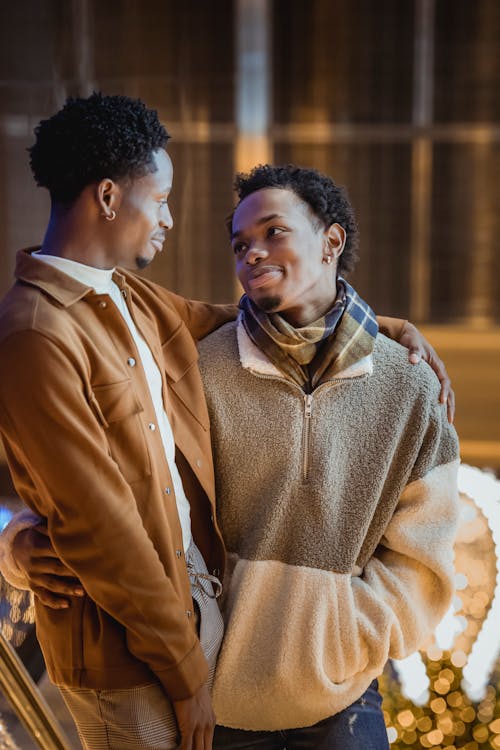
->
[231, 213, 285, 240]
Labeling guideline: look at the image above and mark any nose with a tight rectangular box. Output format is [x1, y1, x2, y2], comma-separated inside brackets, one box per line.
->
[244, 242, 268, 265]
[160, 204, 173, 231]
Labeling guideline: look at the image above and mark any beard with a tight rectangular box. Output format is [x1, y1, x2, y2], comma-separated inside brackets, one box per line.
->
[135, 256, 152, 270]
[255, 295, 282, 312]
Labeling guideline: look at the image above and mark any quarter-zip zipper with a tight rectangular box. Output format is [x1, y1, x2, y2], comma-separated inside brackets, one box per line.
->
[245, 368, 367, 482]
[302, 393, 313, 481]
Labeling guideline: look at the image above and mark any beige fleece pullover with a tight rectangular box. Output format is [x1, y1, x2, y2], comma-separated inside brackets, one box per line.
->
[197, 318, 459, 731]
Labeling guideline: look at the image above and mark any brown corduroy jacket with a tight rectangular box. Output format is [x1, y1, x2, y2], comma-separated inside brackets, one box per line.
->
[0, 248, 236, 700]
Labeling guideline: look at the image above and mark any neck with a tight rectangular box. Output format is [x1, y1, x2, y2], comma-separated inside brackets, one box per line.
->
[41, 205, 114, 270]
[276, 284, 341, 328]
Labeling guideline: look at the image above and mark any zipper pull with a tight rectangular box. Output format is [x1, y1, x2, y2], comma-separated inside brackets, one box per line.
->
[304, 393, 313, 418]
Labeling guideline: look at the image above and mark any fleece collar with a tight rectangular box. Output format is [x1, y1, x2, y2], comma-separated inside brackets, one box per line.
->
[236, 314, 373, 382]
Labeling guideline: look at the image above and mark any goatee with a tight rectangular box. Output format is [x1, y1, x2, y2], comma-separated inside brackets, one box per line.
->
[257, 295, 282, 312]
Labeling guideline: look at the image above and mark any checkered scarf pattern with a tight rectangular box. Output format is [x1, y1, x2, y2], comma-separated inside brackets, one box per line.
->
[239, 278, 378, 389]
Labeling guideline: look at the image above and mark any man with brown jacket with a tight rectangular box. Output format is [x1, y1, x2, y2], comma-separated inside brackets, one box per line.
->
[0, 93, 237, 750]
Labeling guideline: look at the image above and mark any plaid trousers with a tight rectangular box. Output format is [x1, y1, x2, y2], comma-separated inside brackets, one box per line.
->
[60, 541, 224, 750]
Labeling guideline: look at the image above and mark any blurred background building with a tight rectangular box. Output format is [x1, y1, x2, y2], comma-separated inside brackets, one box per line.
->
[0, 1, 499, 748]
[0, 0, 499, 473]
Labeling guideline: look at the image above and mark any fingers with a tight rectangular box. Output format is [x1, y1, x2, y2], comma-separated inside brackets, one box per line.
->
[445, 387, 456, 424]
[404, 331, 455, 424]
[28, 556, 75, 576]
[30, 573, 84, 609]
[426, 353, 455, 424]
[178, 730, 193, 750]
[408, 348, 422, 365]
[30, 572, 84, 597]
[32, 586, 71, 610]
[29, 532, 61, 558]
[204, 721, 215, 750]
[33, 522, 50, 537]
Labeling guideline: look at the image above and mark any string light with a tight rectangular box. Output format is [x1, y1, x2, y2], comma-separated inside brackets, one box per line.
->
[383, 464, 500, 747]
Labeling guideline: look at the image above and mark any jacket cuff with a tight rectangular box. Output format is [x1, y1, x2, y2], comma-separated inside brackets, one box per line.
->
[0, 508, 42, 589]
[155, 639, 209, 701]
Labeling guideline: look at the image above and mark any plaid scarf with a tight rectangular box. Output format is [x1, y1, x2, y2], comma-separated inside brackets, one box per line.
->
[239, 278, 378, 390]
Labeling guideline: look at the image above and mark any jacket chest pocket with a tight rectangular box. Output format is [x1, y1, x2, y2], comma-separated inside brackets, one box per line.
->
[89, 380, 152, 484]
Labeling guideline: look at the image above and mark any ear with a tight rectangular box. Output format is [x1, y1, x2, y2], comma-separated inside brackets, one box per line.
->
[96, 178, 122, 219]
[326, 223, 346, 259]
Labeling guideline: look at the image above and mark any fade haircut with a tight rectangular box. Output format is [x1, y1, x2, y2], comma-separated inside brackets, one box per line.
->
[29, 92, 170, 204]
[229, 164, 359, 275]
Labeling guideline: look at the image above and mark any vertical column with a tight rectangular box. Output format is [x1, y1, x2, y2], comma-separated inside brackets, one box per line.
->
[234, 0, 273, 299]
[409, 0, 434, 323]
[234, 0, 273, 172]
[72, 0, 95, 97]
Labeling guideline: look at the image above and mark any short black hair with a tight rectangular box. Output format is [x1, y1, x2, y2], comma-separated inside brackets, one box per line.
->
[230, 164, 359, 275]
[29, 92, 170, 204]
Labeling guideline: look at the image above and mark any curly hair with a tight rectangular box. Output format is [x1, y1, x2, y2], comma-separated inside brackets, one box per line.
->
[29, 92, 170, 204]
[230, 164, 359, 275]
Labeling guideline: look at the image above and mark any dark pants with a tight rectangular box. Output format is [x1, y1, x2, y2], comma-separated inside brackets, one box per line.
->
[213, 680, 389, 750]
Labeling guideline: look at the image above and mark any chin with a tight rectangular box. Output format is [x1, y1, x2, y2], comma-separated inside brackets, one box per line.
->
[135, 256, 153, 270]
[252, 294, 282, 313]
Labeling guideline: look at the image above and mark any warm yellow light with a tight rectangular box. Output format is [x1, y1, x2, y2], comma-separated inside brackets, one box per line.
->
[472, 724, 489, 742]
[430, 697, 447, 714]
[437, 715, 453, 733]
[427, 645, 443, 661]
[417, 716, 433, 732]
[489, 718, 500, 733]
[461, 706, 476, 722]
[434, 678, 451, 694]
[401, 729, 417, 745]
[452, 719, 466, 735]
[447, 691, 464, 707]
[426, 728, 444, 744]
[451, 650, 468, 667]
[397, 709, 416, 728]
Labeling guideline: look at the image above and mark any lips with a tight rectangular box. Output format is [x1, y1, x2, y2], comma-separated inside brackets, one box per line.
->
[151, 236, 165, 252]
[247, 266, 283, 290]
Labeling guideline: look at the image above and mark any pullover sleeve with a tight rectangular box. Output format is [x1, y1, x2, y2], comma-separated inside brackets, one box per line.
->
[0, 329, 208, 700]
[350, 396, 459, 669]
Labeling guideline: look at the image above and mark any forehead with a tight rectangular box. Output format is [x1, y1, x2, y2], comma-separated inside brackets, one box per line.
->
[131, 149, 173, 193]
[232, 187, 309, 232]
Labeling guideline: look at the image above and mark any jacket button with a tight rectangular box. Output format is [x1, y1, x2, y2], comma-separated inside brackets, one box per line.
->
[99, 301, 107, 309]
[121, 289, 127, 299]
[176, 549, 182, 558]
[148, 422, 156, 431]
[213, 568, 221, 577]
[165, 487, 171, 495]
[127, 357, 136, 367]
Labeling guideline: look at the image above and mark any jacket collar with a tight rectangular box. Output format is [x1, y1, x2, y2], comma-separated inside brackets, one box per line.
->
[15, 247, 94, 307]
[15, 247, 129, 307]
[236, 315, 373, 382]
